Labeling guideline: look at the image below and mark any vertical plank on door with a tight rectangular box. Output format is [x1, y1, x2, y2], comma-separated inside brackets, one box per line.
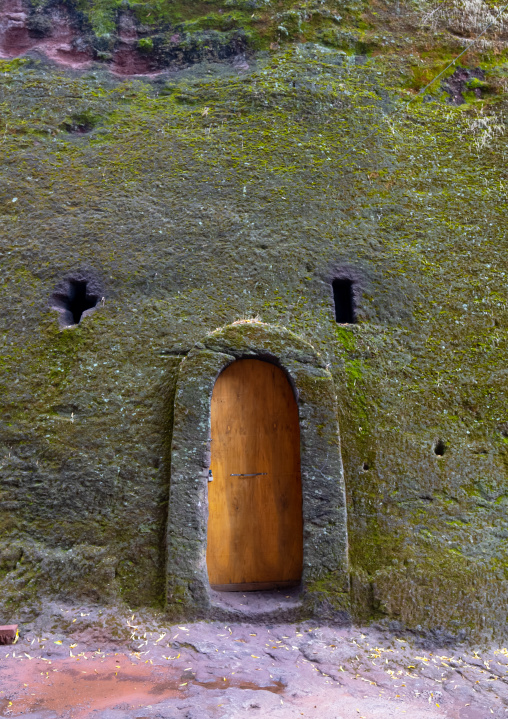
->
[207, 359, 303, 589]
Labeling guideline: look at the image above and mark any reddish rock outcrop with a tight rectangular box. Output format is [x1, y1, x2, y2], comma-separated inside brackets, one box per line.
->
[111, 13, 152, 76]
[0, 0, 92, 68]
[0, 624, 17, 645]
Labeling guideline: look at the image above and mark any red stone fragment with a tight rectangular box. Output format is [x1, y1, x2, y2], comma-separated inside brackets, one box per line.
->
[0, 625, 17, 645]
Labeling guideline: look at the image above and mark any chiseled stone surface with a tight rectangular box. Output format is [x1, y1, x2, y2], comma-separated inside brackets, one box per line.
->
[167, 321, 348, 620]
[0, 1, 508, 638]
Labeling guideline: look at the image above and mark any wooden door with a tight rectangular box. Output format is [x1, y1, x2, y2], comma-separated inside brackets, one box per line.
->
[207, 359, 303, 591]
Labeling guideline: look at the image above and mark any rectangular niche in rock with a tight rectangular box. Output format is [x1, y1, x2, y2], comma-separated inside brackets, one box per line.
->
[332, 278, 355, 324]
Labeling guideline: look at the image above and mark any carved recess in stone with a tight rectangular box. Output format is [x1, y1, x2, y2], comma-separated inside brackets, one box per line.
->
[50, 272, 102, 327]
[166, 320, 349, 620]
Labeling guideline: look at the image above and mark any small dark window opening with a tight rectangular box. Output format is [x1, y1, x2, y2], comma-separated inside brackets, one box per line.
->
[52, 279, 99, 326]
[434, 439, 446, 456]
[332, 278, 355, 324]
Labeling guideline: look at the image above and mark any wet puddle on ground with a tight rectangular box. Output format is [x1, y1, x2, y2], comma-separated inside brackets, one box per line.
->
[196, 678, 284, 693]
[2, 655, 181, 716]
[1, 653, 284, 716]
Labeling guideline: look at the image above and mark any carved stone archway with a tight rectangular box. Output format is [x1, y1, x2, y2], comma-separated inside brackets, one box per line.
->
[166, 321, 349, 620]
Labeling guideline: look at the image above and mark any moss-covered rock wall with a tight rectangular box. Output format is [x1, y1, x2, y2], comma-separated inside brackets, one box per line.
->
[1, 0, 508, 639]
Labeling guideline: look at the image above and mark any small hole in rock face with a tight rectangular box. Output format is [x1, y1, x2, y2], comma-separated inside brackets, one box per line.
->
[332, 278, 355, 324]
[362, 462, 369, 471]
[434, 439, 446, 456]
[498, 423, 508, 438]
[51, 278, 100, 326]
[62, 111, 101, 135]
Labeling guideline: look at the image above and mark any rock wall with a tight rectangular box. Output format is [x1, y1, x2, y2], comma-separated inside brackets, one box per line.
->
[1, 0, 508, 639]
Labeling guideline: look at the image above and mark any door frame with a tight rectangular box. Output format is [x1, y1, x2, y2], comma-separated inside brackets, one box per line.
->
[166, 321, 349, 619]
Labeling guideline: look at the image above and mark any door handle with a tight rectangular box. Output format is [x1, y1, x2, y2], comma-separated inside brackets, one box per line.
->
[230, 473, 267, 477]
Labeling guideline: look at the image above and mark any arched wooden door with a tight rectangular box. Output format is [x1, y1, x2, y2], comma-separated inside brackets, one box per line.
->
[207, 359, 303, 591]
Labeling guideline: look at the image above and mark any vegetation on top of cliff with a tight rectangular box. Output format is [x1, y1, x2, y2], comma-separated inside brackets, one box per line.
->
[15, 0, 508, 104]
[72, 0, 366, 44]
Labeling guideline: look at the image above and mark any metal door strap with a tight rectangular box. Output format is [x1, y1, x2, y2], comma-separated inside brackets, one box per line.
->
[230, 473, 267, 477]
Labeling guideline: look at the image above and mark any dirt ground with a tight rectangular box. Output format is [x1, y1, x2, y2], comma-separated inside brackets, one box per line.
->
[1, 603, 507, 719]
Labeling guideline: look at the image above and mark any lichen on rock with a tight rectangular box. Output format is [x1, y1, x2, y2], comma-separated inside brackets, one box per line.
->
[0, 0, 508, 640]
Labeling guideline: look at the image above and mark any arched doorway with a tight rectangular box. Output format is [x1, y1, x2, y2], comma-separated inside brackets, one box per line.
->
[206, 359, 303, 591]
[166, 321, 349, 619]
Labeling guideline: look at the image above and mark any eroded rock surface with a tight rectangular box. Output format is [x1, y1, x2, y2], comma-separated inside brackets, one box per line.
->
[1, 605, 507, 718]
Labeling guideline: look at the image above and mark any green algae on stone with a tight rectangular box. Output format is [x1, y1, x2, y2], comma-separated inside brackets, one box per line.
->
[0, 32, 508, 637]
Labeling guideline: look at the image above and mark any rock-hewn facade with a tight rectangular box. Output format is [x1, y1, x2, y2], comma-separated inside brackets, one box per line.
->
[1, 0, 508, 639]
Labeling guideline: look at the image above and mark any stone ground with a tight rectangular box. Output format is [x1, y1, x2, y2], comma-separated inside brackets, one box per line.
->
[1, 603, 508, 719]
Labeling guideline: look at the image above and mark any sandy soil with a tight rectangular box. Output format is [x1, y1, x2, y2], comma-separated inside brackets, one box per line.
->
[1, 604, 507, 719]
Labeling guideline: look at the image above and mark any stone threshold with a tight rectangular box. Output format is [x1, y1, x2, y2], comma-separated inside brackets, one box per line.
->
[209, 586, 304, 622]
